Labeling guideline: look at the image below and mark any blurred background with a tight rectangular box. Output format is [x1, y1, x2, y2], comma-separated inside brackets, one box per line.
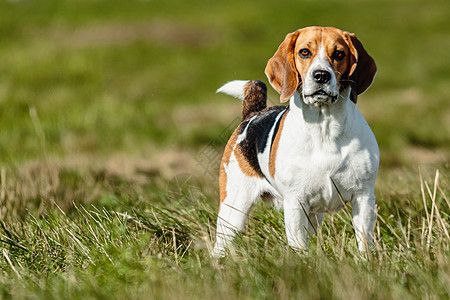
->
[0, 0, 449, 213]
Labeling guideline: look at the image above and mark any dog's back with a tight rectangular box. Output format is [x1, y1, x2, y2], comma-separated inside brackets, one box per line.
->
[217, 80, 288, 179]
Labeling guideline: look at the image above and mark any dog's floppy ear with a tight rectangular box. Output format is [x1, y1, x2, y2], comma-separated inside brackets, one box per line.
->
[344, 32, 377, 103]
[265, 31, 300, 103]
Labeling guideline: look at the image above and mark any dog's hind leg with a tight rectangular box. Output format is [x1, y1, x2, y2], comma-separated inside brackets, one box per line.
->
[307, 213, 324, 236]
[261, 192, 283, 210]
[213, 162, 265, 257]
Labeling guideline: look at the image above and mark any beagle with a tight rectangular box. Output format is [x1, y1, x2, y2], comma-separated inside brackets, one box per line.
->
[213, 26, 379, 256]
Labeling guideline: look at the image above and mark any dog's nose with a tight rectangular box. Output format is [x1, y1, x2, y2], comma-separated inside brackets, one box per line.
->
[312, 70, 331, 84]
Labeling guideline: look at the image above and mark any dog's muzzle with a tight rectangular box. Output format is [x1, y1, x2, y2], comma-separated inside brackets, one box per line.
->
[303, 89, 338, 105]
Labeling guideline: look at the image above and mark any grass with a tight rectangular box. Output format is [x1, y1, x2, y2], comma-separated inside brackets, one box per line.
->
[0, 167, 448, 299]
[0, 0, 449, 299]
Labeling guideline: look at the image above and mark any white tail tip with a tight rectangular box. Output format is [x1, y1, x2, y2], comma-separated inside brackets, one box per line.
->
[216, 80, 249, 100]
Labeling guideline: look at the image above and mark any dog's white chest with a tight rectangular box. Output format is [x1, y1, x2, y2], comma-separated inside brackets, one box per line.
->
[275, 143, 352, 213]
[271, 99, 378, 214]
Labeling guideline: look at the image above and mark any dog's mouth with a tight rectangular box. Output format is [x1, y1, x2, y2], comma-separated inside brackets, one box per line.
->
[303, 89, 338, 105]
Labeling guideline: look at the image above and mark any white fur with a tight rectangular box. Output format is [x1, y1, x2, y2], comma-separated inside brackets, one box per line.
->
[257, 109, 286, 179]
[277, 91, 379, 251]
[216, 80, 250, 100]
[236, 115, 257, 144]
[214, 151, 275, 256]
[214, 86, 379, 256]
[302, 44, 339, 105]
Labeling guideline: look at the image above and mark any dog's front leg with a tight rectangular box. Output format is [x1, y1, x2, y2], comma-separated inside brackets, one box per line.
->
[351, 193, 376, 252]
[283, 197, 310, 251]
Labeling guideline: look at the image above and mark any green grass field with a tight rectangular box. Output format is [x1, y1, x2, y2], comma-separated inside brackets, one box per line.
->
[0, 0, 449, 299]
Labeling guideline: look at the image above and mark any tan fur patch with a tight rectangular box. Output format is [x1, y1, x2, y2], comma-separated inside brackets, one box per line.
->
[269, 110, 288, 178]
[233, 144, 264, 178]
[219, 129, 239, 203]
[266, 26, 361, 103]
[292, 27, 352, 86]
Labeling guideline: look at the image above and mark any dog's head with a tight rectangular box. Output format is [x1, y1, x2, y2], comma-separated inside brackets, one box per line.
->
[265, 26, 377, 105]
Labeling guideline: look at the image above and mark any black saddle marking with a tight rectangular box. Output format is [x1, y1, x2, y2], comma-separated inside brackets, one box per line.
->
[237, 106, 288, 176]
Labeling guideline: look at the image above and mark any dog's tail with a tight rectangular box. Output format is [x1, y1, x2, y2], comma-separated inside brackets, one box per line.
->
[217, 80, 267, 120]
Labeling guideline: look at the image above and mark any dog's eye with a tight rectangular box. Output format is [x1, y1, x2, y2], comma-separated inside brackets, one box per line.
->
[299, 48, 311, 58]
[332, 50, 345, 61]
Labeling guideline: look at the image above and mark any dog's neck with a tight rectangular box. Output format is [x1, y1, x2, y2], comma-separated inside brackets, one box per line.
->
[289, 87, 355, 143]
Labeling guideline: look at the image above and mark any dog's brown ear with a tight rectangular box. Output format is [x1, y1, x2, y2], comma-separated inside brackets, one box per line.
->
[344, 32, 377, 103]
[265, 31, 300, 103]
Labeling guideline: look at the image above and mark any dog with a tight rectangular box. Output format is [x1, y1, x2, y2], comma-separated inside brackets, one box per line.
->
[213, 26, 379, 256]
